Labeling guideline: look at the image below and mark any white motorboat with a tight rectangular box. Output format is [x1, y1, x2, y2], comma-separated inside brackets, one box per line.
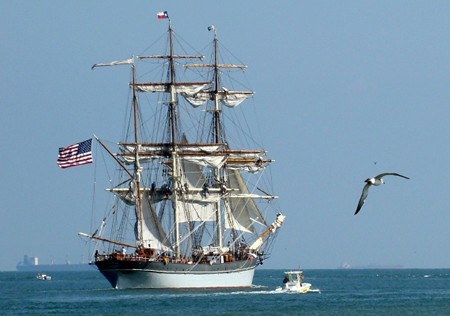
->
[276, 271, 318, 293]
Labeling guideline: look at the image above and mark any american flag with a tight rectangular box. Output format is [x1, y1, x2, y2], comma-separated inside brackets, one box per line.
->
[57, 139, 93, 169]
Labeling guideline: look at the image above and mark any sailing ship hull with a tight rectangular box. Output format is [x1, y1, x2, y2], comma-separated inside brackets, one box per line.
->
[96, 259, 257, 289]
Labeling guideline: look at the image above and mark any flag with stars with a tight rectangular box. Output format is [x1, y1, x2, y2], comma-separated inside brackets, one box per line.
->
[57, 139, 93, 169]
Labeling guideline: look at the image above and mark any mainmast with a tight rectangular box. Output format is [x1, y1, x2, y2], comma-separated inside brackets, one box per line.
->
[168, 21, 178, 148]
[133, 19, 206, 257]
[167, 20, 181, 257]
[210, 26, 223, 250]
[131, 64, 144, 245]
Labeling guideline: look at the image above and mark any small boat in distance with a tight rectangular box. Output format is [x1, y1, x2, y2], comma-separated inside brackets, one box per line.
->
[276, 271, 319, 293]
[36, 273, 52, 281]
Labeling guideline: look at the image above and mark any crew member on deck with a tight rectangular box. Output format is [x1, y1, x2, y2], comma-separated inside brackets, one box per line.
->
[202, 182, 209, 198]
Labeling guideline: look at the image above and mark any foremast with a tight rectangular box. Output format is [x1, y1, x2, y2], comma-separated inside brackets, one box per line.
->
[131, 64, 144, 244]
[185, 26, 284, 255]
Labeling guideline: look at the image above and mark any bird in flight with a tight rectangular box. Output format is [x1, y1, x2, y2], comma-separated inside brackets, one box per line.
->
[355, 173, 409, 215]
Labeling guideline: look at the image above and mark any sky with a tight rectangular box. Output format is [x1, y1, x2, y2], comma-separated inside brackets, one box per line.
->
[2, 1, 450, 271]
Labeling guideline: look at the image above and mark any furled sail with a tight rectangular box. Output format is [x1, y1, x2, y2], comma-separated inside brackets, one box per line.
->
[225, 151, 269, 173]
[182, 91, 210, 107]
[118, 143, 225, 164]
[220, 90, 254, 108]
[131, 82, 208, 95]
[181, 90, 253, 108]
[182, 156, 225, 169]
[112, 182, 136, 205]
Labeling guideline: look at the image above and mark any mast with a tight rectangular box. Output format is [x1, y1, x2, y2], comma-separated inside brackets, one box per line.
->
[211, 26, 221, 144]
[132, 19, 207, 257]
[193, 26, 253, 250]
[167, 20, 181, 257]
[168, 21, 178, 148]
[210, 25, 223, 250]
[131, 64, 144, 245]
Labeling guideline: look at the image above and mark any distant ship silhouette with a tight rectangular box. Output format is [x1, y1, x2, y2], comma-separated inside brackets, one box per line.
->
[16, 255, 93, 272]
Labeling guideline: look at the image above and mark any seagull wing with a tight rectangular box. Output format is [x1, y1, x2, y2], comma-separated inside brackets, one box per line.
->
[355, 182, 371, 215]
[375, 173, 410, 180]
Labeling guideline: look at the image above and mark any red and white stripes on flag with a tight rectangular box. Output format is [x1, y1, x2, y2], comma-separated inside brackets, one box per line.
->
[157, 11, 169, 19]
[57, 139, 93, 169]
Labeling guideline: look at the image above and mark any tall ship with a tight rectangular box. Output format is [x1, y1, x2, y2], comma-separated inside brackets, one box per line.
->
[79, 16, 285, 289]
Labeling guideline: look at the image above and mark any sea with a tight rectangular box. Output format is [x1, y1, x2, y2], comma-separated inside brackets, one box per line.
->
[1, 268, 450, 315]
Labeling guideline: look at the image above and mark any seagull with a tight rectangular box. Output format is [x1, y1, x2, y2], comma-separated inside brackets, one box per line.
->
[355, 173, 410, 215]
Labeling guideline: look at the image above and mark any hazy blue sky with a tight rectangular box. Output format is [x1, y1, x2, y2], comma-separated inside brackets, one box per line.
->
[2, 1, 450, 271]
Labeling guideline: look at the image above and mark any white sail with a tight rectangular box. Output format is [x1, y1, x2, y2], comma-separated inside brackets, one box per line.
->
[132, 82, 208, 95]
[173, 153, 222, 223]
[182, 91, 210, 107]
[225, 151, 269, 173]
[111, 185, 136, 205]
[224, 201, 253, 233]
[225, 169, 267, 233]
[182, 156, 225, 169]
[221, 91, 253, 108]
[109, 186, 170, 251]
[181, 90, 253, 108]
[226, 162, 265, 173]
[176, 194, 219, 223]
[118, 143, 225, 164]
[140, 193, 171, 251]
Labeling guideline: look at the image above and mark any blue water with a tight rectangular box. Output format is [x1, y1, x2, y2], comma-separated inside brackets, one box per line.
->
[1, 269, 450, 315]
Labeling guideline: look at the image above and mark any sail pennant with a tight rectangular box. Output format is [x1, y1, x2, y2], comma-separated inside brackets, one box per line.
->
[91, 58, 134, 69]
